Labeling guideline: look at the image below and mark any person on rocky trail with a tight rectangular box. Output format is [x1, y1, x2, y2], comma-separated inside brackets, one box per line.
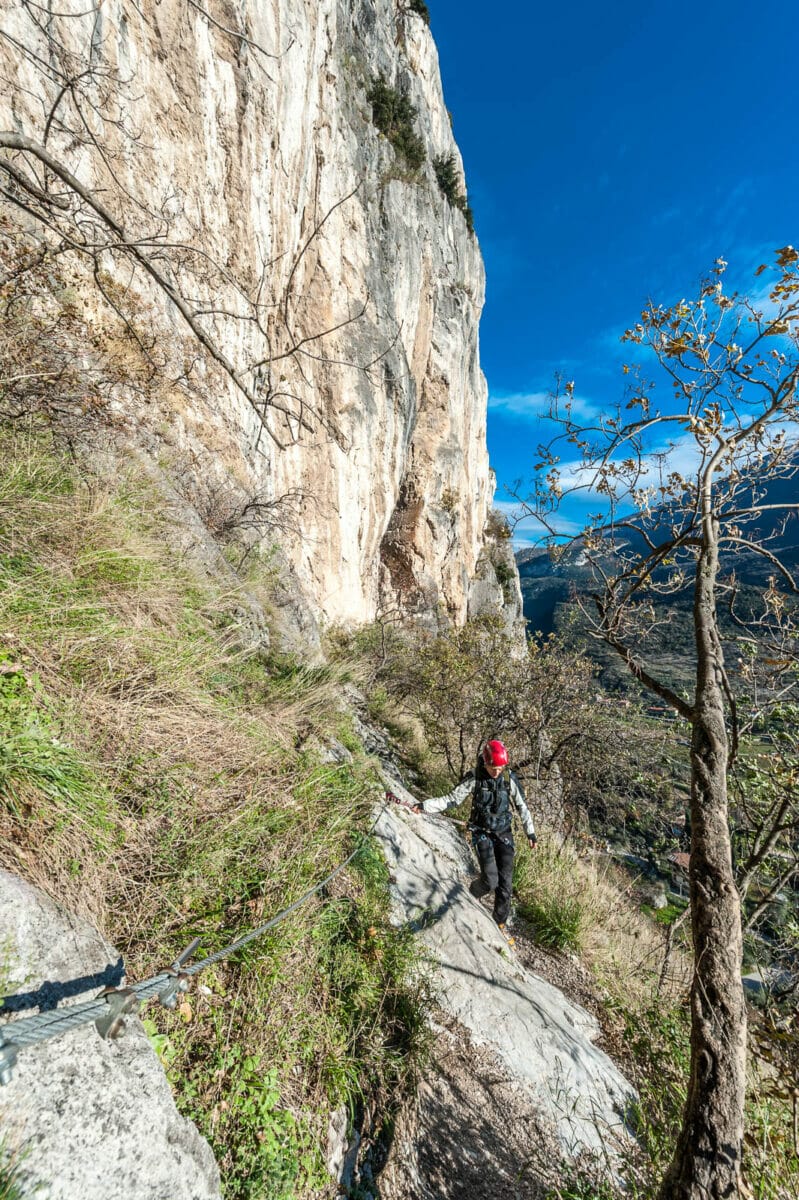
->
[408, 739, 537, 943]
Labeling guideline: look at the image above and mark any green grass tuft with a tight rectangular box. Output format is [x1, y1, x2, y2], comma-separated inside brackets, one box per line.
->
[514, 838, 593, 952]
[0, 657, 110, 848]
[0, 1139, 34, 1200]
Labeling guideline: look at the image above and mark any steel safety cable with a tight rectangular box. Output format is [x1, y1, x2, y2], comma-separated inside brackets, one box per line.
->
[181, 806, 387, 975]
[0, 801, 390, 1064]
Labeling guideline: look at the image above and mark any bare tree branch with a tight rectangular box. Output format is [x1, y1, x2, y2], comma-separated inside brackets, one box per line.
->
[185, 0, 295, 64]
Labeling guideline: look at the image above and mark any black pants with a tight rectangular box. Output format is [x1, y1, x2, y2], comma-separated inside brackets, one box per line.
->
[469, 830, 515, 925]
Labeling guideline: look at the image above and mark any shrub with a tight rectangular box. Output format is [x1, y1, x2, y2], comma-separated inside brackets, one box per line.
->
[513, 838, 595, 952]
[440, 485, 458, 515]
[432, 153, 474, 232]
[485, 508, 513, 540]
[366, 77, 426, 172]
[407, 0, 431, 23]
[492, 557, 516, 603]
[329, 616, 603, 795]
[432, 153, 460, 205]
[547, 984, 799, 1200]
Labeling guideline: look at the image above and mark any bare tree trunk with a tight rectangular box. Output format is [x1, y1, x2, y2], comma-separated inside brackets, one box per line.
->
[658, 526, 747, 1200]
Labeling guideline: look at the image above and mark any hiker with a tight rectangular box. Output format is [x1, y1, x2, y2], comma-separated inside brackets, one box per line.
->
[412, 739, 537, 935]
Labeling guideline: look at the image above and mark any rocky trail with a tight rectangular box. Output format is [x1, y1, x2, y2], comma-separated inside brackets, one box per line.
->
[365, 778, 636, 1200]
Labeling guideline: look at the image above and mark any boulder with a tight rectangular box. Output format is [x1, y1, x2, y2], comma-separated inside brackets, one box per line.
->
[0, 870, 221, 1200]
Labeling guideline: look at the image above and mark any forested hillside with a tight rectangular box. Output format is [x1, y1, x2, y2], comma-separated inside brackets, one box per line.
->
[518, 478, 799, 695]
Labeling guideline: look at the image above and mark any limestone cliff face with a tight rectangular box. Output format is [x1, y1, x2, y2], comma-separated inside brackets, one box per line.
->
[1, 0, 507, 630]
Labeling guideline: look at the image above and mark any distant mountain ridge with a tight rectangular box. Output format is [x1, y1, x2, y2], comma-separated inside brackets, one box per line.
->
[516, 471, 799, 686]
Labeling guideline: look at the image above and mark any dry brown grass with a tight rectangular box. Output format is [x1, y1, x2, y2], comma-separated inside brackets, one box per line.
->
[516, 834, 690, 1013]
[0, 222, 431, 1196]
[0, 423, 366, 954]
[579, 855, 691, 1007]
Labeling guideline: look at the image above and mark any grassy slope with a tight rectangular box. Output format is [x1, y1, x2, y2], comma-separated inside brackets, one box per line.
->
[0, 425, 430, 1199]
[4, 431, 796, 1200]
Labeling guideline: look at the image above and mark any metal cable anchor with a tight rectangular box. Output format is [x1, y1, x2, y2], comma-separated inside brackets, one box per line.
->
[158, 937, 202, 1010]
[0, 1040, 18, 1086]
[95, 986, 139, 1040]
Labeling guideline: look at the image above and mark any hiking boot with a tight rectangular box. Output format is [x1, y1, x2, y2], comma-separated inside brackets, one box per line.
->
[497, 923, 515, 948]
[469, 877, 491, 900]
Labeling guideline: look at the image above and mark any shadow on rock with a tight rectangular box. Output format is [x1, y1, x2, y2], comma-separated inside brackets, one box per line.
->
[1, 957, 125, 1013]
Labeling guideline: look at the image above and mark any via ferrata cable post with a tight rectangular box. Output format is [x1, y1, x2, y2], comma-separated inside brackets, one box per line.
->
[0, 1038, 18, 1086]
[95, 986, 140, 1040]
[158, 936, 202, 1010]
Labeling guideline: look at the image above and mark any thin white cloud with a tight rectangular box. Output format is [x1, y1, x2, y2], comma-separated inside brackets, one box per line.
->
[492, 499, 522, 517]
[491, 499, 584, 546]
[488, 389, 602, 423]
[552, 420, 799, 506]
[551, 432, 702, 499]
[487, 390, 549, 419]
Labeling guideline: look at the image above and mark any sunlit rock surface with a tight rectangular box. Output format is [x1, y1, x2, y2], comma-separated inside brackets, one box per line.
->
[0, 0, 512, 628]
[374, 796, 635, 1157]
[0, 870, 221, 1200]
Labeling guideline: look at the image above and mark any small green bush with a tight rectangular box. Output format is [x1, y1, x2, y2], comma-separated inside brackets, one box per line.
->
[492, 557, 515, 604]
[440, 486, 458, 515]
[569, 998, 799, 1199]
[432, 153, 460, 206]
[367, 76, 426, 172]
[407, 0, 431, 23]
[513, 839, 596, 952]
[210, 1054, 310, 1200]
[485, 508, 513, 540]
[522, 892, 583, 951]
[652, 902, 686, 926]
[432, 153, 474, 233]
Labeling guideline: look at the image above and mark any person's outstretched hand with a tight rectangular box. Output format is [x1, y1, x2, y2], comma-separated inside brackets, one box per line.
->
[385, 790, 422, 814]
[528, 835, 538, 850]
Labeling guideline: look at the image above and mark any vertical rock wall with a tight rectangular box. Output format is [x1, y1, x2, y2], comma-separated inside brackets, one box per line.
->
[0, 0, 507, 628]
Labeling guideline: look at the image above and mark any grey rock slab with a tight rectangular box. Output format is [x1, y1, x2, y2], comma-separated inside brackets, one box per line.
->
[374, 798, 635, 1157]
[0, 869, 221, 1200]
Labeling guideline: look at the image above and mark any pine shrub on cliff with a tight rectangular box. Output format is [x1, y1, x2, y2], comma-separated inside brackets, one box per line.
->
[432, 153, 475, 233]
[406, 0, 431, 23]
[366, 75, 426, 171]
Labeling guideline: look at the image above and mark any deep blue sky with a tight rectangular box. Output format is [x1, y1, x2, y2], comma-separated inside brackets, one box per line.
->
[428, 0, 798, 541]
